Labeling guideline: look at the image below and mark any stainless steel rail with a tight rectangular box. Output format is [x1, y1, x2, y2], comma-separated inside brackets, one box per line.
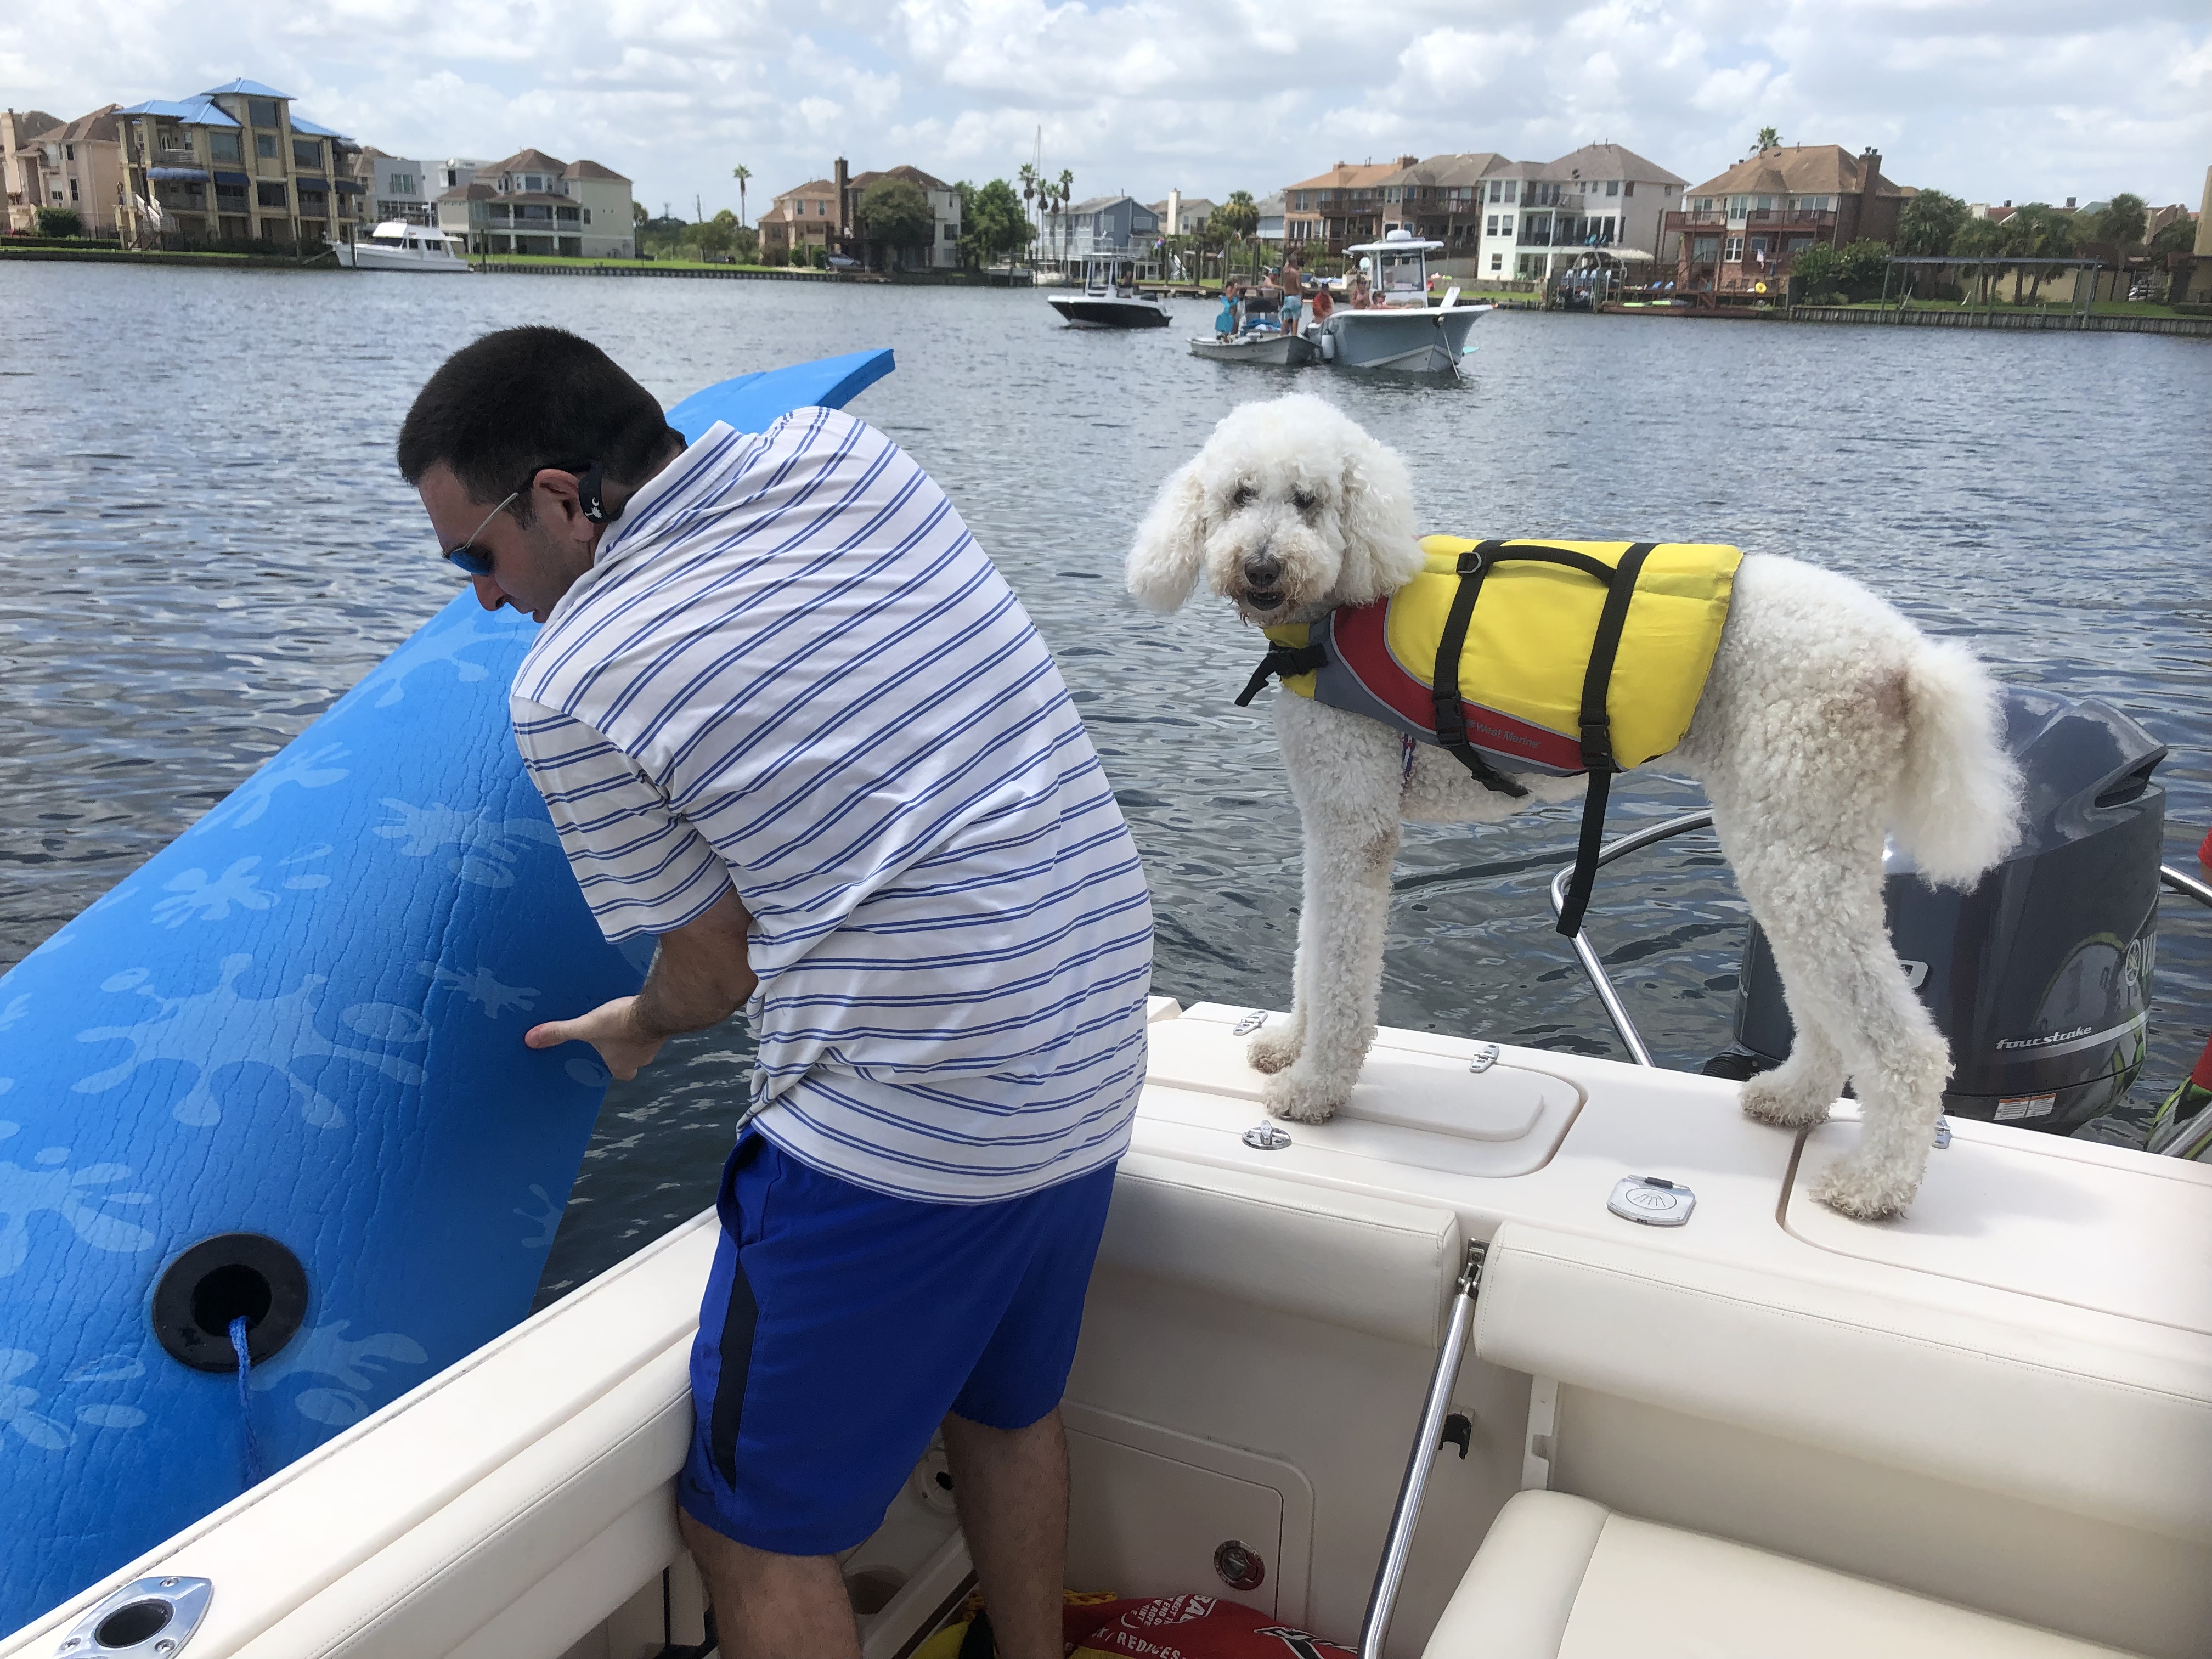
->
[2163, 864, 2212, 911]
[1359, 1241, 1487, 1658]
[1545, 810, 1717, 1068]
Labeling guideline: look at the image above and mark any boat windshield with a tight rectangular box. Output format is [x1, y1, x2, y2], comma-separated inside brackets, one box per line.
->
[1348, 233, 1441, 306]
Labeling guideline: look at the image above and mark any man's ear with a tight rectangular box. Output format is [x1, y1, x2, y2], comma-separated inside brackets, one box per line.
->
[531, 467, 592, 537]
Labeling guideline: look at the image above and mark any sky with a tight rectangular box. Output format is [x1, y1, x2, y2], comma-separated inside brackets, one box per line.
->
[4, 0, 2207, 220]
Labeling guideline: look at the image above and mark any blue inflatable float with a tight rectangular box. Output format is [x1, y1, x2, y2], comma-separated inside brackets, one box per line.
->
[0, 348, 895, 1632]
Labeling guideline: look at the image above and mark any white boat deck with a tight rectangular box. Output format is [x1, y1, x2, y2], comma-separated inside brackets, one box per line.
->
[10, 998, 2208, 1658]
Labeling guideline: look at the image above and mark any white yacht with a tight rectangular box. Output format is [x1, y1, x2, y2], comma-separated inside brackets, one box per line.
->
[1313, 231, 1490, 374]
[334, 223, 473, 274]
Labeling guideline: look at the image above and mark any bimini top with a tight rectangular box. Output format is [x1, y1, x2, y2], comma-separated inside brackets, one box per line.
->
[1344, 229, 1444, 255]
[370, 222, 456, 240]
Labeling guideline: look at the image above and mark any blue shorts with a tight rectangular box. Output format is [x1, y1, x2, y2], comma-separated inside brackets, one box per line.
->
[678, 1132, 1118, 1556]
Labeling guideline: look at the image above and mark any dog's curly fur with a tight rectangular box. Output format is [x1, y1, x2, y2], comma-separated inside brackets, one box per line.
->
[1127, 396, 2024, 1220]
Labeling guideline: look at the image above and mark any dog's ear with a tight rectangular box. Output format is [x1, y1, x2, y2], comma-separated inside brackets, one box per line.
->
[1126, 457, 1210, 612]
[1332, 428, 1425, 607]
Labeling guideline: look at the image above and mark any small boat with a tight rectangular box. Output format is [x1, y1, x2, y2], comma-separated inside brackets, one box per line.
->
[1048, 256, 1171, 328]
[334, 222, 472, 274]
[1189, 329, 1316, 366]
[1313, 230, 1490, 373]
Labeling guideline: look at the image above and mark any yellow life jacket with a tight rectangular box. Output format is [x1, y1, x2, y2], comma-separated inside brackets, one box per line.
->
[1237, 536, 1741, 933]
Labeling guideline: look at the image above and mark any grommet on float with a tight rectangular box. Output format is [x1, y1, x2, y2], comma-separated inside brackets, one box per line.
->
[150, 1234, 308, 1373]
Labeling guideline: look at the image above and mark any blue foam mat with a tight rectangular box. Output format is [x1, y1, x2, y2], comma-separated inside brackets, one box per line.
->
[0, 347, 894, 1631]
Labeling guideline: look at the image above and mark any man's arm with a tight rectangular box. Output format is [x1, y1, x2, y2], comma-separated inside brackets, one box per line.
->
[524, 887, 757, 1080]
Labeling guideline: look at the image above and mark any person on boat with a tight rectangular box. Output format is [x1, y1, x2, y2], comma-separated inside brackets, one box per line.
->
[1347, 268, 1372, 308]
[1280, 255, 1305, 332]
[1308, 276, 1335, 324]
[1216, 286, 1240, 338]
[399, 326, 1153, 1659]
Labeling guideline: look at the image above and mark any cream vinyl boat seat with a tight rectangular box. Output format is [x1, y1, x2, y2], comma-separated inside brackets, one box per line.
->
[1422, 1489, 2141, 1658]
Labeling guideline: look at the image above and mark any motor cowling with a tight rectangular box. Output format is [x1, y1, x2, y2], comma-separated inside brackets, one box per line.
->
[1717, 687, 2167, 1133]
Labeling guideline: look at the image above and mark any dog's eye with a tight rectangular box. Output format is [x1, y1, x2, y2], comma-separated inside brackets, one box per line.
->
[1231, 483, 1256, 509]
[1291, 488, 1318, 514]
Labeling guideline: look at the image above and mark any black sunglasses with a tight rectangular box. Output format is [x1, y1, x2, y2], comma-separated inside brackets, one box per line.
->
[442, 460, 610, 577]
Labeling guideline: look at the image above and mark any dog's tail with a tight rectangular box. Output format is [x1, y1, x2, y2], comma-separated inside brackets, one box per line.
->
[1891, 635, 2023, 888]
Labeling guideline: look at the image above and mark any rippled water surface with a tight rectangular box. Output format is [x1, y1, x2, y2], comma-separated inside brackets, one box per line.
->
[3, 263, 2206, 1301]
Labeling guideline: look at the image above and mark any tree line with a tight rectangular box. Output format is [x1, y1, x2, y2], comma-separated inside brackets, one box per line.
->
[1793, 190, 2196, 303]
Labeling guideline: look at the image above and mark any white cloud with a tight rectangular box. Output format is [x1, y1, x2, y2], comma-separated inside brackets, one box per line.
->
[2, 0, 2204, 219]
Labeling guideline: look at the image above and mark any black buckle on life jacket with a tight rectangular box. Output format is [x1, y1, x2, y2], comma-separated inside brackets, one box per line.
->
[1578, 716, 1615, 776]
[1235, 640, 1329, 707]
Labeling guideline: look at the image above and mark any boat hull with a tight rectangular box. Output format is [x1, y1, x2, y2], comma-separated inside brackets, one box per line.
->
[1320, 304, 1489, 373]
[1189, 331, 1316, 366]
[1049, 296, 1172, 329]
[336, 242, 472, 274]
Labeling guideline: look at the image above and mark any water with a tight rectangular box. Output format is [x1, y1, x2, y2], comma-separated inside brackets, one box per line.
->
[3, 264, 2207, 1304]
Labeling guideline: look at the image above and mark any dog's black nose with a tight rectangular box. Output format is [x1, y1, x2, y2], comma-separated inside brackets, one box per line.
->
[1244, 556, 1282, 586]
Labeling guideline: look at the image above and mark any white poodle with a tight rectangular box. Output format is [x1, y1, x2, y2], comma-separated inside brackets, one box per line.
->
[1126, 396, 2022, 1219]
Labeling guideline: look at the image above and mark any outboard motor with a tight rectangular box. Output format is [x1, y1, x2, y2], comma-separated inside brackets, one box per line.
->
[1713, 687, 2167, 1132]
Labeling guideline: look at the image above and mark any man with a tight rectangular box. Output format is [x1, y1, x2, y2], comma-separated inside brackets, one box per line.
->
[399, 327, 1153, 1658]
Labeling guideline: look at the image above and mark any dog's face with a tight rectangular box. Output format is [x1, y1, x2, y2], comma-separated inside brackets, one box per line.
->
[1125, 395, 1425, 623]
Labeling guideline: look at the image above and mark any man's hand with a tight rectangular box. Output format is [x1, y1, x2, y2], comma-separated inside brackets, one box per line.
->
[522, 888, 758, 1083]
[526, 996, 665, 1081]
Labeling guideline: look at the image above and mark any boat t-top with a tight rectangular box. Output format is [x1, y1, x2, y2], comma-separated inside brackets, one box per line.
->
[1047, 256, 1171, 329]
[1314, 228, 1489, 373]
[334, 222, 472, 274]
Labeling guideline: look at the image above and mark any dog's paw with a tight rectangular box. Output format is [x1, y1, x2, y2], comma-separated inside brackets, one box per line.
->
[1247, 1024, 1304, 1075]
[1742, 1070, 1838, 1131]
[1808, 1156, 1917, 1221]
[1262, 1071, 1344, 1124]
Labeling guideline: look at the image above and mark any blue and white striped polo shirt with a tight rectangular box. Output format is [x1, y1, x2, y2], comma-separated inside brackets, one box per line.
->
[510, 408, 1154, 1203]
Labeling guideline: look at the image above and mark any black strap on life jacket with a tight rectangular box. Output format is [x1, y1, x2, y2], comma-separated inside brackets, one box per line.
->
[1426, 538, 1660, 937]
[1556, 541, 1657, 937]
[1235, 639, 1330, 707]
[1429, 541, 1531, 800]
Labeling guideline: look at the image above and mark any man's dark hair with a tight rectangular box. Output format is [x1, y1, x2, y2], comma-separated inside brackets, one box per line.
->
[397, 326, 679, 521]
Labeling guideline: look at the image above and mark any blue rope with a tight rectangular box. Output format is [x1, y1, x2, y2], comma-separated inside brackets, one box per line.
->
[229, 1316, 263, 1489]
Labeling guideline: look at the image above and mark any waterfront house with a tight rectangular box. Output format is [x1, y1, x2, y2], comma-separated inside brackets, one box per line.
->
[1256, 191, 1285, 247]
[4, 105, 126, 234]
[1041, 193, 1160, 266]
[435, 159, 487, 195]
[3, 109, 61, 232]
[759, 178, 839, 259]
[436, 149, 635, 258]
[1663, 145, 1912, 294]
[1375, 153, 1506, 257]
[832, 162, 963, 270]
[114, 80, 363, 250]
[1467, 144, 1686, 281]
[1149, 191, 1217, 238]
[354, 148, 436, 226]
[1283, 159, 1415, 255]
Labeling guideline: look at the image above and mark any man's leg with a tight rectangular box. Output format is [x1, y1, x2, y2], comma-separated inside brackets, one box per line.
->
[677, 1507, 859, 1659]
[941, 1407, 1069, 1659]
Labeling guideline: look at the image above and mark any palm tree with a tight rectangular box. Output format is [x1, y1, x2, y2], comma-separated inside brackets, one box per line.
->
[1018, 163, 1039, 268]
[1755, 126, 1781, 153]
[731, 164, 752, 228]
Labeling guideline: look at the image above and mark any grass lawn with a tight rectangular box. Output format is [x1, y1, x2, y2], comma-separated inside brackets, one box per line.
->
[1, 245, 253, 262]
